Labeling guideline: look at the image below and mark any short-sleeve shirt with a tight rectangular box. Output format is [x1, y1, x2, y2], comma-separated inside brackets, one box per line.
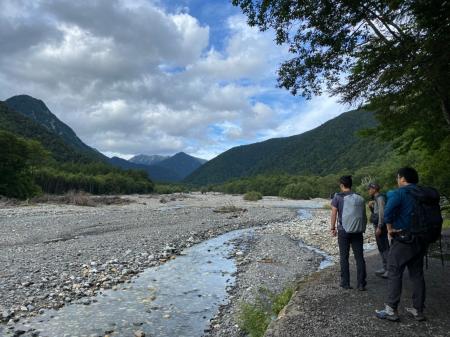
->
[331, 191, 353, 231]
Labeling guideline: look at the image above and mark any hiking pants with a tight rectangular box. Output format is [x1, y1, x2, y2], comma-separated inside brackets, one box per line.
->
[386, 239, 426, 311]
[338, 231, 367, 288]
[374, 225, 389, 270]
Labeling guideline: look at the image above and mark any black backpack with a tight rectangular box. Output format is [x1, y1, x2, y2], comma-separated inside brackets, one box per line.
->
[407, 185, 443, 244]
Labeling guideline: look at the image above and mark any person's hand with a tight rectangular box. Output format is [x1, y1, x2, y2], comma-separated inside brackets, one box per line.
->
[375, 227, 382, 238]
[331, 228, 337, 237]
[368, 200, 375, 208]
[388, 228, 402, 240]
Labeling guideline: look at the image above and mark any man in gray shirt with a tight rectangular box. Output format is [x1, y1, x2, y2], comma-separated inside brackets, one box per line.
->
[368, 183, 389, 278]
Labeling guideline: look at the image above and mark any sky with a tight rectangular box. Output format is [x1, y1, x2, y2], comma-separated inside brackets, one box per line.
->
[0, 0, 347, 160]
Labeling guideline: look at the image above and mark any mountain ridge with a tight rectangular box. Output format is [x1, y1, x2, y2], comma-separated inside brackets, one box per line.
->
[185, 109, 389, 185]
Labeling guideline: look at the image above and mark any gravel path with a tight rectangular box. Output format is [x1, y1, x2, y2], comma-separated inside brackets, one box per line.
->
[0, 193, 322, 328]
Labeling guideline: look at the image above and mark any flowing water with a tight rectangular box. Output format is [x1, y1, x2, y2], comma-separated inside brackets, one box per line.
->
[2, 206, 335, 337]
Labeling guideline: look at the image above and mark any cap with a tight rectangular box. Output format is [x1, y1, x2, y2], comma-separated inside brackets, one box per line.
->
[368, 183, 380, 190]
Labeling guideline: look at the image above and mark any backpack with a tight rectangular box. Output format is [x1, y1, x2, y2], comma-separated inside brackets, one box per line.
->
[342, 193, 367, 233]
[407, 185, 443, 244]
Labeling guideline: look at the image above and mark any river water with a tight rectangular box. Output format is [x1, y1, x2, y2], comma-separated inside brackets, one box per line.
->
[2, 207, 333, 337]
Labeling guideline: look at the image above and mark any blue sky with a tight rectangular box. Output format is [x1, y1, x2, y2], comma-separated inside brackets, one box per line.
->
[0, 0, 346, 160]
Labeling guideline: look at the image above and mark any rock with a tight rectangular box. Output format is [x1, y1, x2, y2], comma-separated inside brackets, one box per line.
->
[133, 330, 145, 337]
[81, 298, 91, 305]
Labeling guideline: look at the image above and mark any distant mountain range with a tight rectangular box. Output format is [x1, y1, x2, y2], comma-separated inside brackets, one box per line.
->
[1, 95, 207, 182]
[184, 109, 390, 186]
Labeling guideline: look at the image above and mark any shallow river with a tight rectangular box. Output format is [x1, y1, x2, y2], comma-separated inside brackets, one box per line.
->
[2, 208, 332, 337]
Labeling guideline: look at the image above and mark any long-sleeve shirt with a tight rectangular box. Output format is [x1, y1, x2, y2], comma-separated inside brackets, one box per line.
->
[384, 184, 416, 230]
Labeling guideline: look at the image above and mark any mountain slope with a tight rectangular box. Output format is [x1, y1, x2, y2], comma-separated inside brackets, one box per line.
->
[109, 157, 181, 182]
[0, 101, 102, 163]
[129, 154, 170, 166]
[185, 109, 389, 185]
[150, 152, 207, 180]
[5, 95, 106, 162]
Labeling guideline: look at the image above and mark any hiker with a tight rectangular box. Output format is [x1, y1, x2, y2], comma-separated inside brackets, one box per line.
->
[368, 183, 389, 278]
[375, 167, 429, 322]
[330, 175, 367, 291]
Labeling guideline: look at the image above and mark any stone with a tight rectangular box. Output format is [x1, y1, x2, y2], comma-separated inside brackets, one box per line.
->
[133, 330, 145, 337]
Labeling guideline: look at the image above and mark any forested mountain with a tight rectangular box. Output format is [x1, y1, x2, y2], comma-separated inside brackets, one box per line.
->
[5, 95, 107, 162]
[185, 109, 390, 186]
[109, 156, 181, 183]
[0, 101, 103, 163]
[129, 154, 170, 166]
[150, 152, 206, 180]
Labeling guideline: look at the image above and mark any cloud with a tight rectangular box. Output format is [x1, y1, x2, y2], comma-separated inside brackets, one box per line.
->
[0, 1, 344, 160]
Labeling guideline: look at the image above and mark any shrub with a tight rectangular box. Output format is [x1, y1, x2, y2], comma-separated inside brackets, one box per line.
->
[244, 191, 263, 201]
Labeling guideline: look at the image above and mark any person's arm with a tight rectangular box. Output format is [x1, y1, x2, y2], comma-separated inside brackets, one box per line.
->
[384, 191, 402, 238]
[330, 206, 338, 237]
[377, 196, 385, 228]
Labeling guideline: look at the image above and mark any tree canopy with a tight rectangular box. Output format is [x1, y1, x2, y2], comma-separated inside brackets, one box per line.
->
[232, 0, 450, 149]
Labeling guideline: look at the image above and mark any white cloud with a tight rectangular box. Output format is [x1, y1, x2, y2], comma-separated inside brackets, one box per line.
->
[0, 1, 344, 160]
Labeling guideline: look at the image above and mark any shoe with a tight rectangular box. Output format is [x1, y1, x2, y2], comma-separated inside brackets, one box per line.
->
[340, 285, 353, 290]
[405, 307, 426, 321]
[381, 271, 388, 279]
[375, 305, 400, 321]
[357, 286, 367, 291]
[375, 268, 386, 277]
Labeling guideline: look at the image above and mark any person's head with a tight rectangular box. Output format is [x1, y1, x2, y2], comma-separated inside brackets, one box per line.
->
[397, 167, 419, 187]
[339, 175, 352, 191]
[367, 182, 380, 196]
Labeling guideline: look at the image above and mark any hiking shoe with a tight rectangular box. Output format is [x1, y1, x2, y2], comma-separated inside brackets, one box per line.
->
[357, 286, 367, 291]
[340, 285, 353, 290]
[381, 271, 389, 279]
[375, 268, 386, 276]
[405, 307, 426, 321]
[375, 305, 399, 321]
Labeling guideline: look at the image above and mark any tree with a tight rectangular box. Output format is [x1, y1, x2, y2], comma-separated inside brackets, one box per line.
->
[0, 131, 48, 199]
[232, 0, 450, 148]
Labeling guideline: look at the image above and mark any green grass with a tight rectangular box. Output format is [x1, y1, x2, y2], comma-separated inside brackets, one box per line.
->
[237, 286, 295, 337]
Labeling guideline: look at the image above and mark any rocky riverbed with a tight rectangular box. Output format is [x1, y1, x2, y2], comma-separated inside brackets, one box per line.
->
[0, 193, 375, 336]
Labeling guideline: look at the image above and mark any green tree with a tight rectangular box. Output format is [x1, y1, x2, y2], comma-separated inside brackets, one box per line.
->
[232, 0, 450, 147]
[0, 131, 48, 199]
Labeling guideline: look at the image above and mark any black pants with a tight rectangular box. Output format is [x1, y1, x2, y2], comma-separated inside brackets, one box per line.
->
[338, 231, 367, 288]
[386, 238, 426, 311]
[374, 225, 389, 270]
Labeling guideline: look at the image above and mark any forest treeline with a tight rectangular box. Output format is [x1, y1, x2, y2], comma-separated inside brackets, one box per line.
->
[0, 130, 153, 199]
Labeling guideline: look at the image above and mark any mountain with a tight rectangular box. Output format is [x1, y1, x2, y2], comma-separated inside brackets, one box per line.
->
[109, 156, 181, 182]
[150, 152, 207, 180]
[185, 109, 390, 186]
[0, 101, 104, 163]
[4, 95, 107, 162]
[129, 154, 170, 166]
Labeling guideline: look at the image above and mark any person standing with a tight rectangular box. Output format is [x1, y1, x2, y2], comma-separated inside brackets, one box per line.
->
[375, 167, 427, 322]
[368, 183, 389, 278]
[330, 175, 367, 291]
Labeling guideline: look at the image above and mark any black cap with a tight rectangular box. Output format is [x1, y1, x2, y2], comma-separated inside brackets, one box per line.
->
[368, 183, 380, 191]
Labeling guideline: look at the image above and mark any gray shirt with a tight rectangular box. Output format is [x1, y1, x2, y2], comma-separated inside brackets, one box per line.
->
[372, 194, 386, 228]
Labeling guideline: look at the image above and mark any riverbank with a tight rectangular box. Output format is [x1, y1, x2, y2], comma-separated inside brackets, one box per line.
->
[0, 193, 326, 332]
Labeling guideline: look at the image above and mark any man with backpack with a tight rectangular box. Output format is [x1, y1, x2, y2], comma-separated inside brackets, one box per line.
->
[330, 175, 367, 291]
[375, 167, 442, 322]
[368, 183, 389, 278]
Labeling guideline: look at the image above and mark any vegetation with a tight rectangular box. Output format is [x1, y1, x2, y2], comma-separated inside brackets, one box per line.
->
[244, 191, 263, 201]
[232, 0, 450, 146]
[154, 183, 188, 194]
[238, 286, 295, 337]
[186, 110, 390, 186]
[0, 130, 48, 199]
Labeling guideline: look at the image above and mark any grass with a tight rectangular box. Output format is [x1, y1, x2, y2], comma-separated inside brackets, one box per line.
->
[244, 191, 263, 201]
[237, 286, 295, 337]
[213, 205, 247, 213]
[443, 218, 450, 230]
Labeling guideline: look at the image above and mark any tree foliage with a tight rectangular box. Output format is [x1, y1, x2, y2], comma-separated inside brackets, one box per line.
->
[232, 0, 450, 148]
